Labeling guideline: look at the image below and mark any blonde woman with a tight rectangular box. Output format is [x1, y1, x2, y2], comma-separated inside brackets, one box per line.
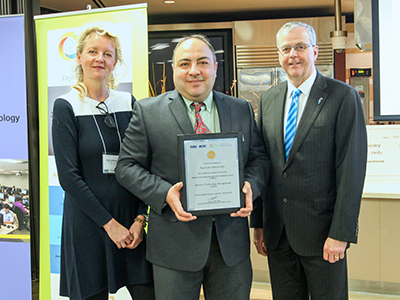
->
[52, 26, 154, 300]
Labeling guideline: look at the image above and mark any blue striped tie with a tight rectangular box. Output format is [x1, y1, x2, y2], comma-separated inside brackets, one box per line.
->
[285, 89, 302, 160]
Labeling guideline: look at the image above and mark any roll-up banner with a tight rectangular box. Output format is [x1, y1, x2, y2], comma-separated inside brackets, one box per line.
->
[0, 14, 32, 299]
[35, 4, 148, 299]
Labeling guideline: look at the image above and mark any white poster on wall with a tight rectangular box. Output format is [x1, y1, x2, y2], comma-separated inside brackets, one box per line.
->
[364, 125, 400, 196]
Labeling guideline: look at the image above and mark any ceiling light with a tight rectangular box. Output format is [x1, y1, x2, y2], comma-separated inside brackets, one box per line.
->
[330, 0, 347, 54]
[0, 159, 23, 164]
[164, 1, 175, 4]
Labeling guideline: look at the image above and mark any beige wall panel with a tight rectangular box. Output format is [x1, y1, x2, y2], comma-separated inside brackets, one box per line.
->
[380, 200, 400, 283]
[234, 17, 336, 46]
[348, 199, 380, 281]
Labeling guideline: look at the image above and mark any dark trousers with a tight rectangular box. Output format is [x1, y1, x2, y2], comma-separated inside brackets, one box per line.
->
[153, 226, 252, 300]
[267, 229, 348, 300]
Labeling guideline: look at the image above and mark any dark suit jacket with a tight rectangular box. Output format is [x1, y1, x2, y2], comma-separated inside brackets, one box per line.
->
[251, 72, 367, 256]
[116, 89, 269, 271]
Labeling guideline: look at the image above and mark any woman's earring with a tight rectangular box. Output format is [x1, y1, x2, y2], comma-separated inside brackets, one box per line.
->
[110, 73, 115, 88]
[78, 66, 83, 82]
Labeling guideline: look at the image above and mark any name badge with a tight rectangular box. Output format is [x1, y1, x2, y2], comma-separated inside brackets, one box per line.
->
[103, 153, 118, 174]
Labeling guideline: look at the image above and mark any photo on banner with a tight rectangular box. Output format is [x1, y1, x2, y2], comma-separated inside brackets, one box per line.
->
[0, 14, 32, 300]
[35, 4, 148, 299]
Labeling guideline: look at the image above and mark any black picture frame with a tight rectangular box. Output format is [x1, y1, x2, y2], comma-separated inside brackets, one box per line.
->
[177, 132, 245, 216]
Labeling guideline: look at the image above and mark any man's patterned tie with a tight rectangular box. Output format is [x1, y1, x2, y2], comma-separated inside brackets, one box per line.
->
[192, 102, 210, 134]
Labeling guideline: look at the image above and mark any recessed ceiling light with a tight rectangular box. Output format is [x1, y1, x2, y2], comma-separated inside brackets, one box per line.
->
[164, 0, 175, 4]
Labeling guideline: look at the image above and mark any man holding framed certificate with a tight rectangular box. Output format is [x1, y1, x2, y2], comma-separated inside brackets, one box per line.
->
[116, 34, 269, 300]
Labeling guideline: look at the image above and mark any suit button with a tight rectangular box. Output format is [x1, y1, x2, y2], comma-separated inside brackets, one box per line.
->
[283, 172, 288, 178]
[283, 198, 288, 203]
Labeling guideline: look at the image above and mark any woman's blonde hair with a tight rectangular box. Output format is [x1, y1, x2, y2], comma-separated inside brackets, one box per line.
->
[72, 26, 125, 99]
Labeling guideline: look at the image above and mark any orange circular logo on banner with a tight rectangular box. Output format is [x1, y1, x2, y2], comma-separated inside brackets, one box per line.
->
[207, 151, 216, 159]
[59, 32, 78, 61]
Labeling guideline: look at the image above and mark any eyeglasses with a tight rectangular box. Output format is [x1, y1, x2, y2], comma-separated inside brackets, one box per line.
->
[277, 44, 314, 55]
[96, 102, 116, 128]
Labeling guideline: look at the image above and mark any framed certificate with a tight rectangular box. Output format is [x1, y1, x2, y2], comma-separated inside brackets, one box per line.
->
[178, 132, 245, 216]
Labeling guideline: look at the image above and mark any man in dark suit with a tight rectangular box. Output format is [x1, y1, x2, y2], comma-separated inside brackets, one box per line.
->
[251, 21, 368, 299]
[116, 34, 269, 300]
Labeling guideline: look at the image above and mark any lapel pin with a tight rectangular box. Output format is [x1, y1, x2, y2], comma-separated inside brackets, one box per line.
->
[317, 97, 323, 104]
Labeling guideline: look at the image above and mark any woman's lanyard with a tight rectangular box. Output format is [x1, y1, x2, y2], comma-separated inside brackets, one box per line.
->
[92, 101, 122, 174]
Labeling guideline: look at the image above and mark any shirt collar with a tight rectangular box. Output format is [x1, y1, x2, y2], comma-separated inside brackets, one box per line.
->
[182, 91, 214, 112]
[287, 68, 317, 98]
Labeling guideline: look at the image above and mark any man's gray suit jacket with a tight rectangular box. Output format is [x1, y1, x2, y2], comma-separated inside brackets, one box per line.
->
[251, 72, 368, 256]
[116, 89, 269, 271]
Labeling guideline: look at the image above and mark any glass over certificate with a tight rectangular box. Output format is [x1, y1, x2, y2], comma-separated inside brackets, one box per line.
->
[178, 133, 244, 216]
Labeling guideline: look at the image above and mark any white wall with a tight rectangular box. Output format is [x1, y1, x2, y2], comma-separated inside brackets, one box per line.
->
[0, 174, 29, 190]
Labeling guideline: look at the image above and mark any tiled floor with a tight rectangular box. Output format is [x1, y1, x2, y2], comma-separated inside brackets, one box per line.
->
[200, 282, 400, 300]
[33, 280, 400, 299]
[249, 282, 400, 300]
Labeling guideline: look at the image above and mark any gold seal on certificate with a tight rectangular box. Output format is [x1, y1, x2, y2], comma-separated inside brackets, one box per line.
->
[178, 132, 245, 216]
